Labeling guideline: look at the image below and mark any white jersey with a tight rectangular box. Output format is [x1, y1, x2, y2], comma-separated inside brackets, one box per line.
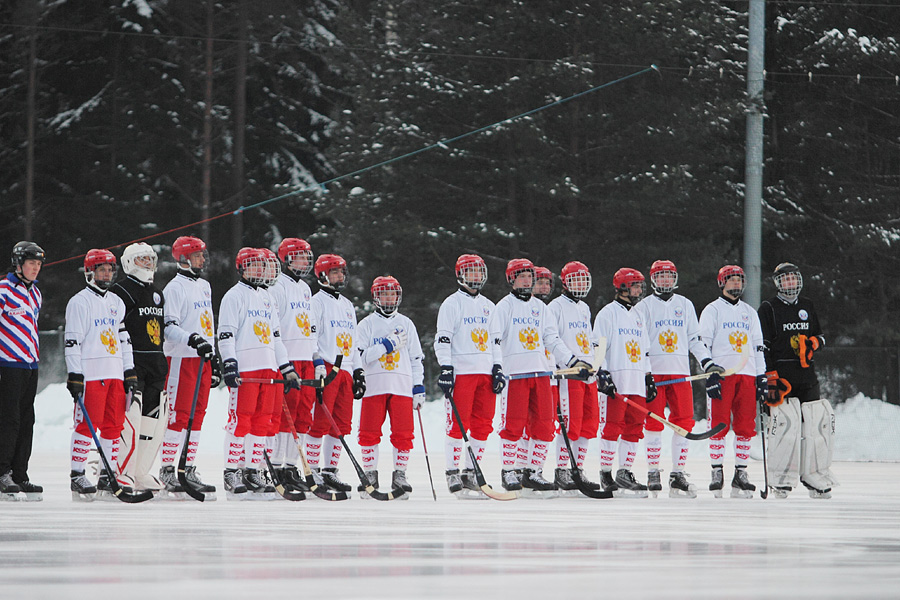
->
[433, 289, 501, 375]
[312, 290, 358, 373]
[356, 311, 425, 397]
[593, 300, 650, 395]
[698, 296, 766, 377]
[269, 272, 317, 361]
[162, 273, 215, 358]
[547, 295, 594, 368]
[634, 293, 712, 376]
[218, 281, 289, 372]
[493, 293, 573, 376]
[64, 287, 134, 381]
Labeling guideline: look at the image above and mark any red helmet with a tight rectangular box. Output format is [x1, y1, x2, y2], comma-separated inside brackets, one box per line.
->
[278, 237, 313, 277]
[84, 249, 117, 290]
[717, 265, 745, 288]
[533, 266, 553, 300]
[259, 248, 280, 287]
[505, 258, 535, 289]
[534, 266, 552, 281]
[371, 275, 402, 314]
[560, 261, 592, 299]
[613, 267, 645, 303]
[172, 236, 208, 274]
[315, 254, 348, 291]
[649, 259, 678, 294]
[455, 254, 487, 291]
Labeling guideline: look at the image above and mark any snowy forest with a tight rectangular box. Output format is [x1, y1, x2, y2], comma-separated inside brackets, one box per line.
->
[1, 1, 898, 401]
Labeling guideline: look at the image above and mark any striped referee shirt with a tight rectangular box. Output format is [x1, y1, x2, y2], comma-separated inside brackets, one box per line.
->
[0, 272, 42, 369]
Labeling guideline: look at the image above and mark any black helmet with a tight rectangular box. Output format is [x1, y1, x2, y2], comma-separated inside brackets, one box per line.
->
[11, 241, 46, 271]
[773, 262, 802, 300]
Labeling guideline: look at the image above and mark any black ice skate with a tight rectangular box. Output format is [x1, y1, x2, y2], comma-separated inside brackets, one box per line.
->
[614, 469, 649, 498]
[709, 465, 724, 498]
[648, 470, 662, 498]
[668, 471, 697, 499]
[96, 471, 130, 502]
[0, 470, 22, 501]
[70, 470, 97, 502]
[452, 468, 488, 500]
[392, 470, 412, 499]
[573, 468, 602, 491]
[159, 464, 186, 500]
[730, 466, 756, 499]
[15, 479, 43, 502]
[281, 466, 311, 494]
[185, 465, 217, 501]
[599, 470, 619, 494]
[358, 470, 379, 500]
[521, 468, 558, 499]
[554, 468, 580, 497]
[243, 468, 276, 500]
[321, 467, 352, 493]
[500, 469, 523, 492]
[446, 468, 463, 495]
[224, 468, 248, 500]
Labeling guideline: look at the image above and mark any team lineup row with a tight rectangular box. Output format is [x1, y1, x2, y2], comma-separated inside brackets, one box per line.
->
[0, 238, 836, 503]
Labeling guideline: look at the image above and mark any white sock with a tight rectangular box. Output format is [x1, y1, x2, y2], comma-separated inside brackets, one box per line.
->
[501, 440, 518, 470]
[599, 438, 617, 470]
[618, 440, 638, 470]
[575, 437, 590, 470]
[161, 428, 183, 466]
[645, 431, 662, 471]
[672, 434, 690, 472]
[555, 435, 570, 469]
[224, 432, 243, 469]
[70, 432, 93, 472]
[465, 437, 487, 469]
[306, 436, 323, 470]
[393, 446, 410, 471]
[361, 445, 378, 472]
[187, 429, 201, 466]
[323, 435, 342, 469]
[445, 437, 462, 471]
[735, 436, 752, 467]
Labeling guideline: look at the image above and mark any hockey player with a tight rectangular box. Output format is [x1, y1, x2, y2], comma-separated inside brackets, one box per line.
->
[434, 254, 503, 497]
[307, 253, 362, 492]
[355, 276, 425, 498]
[634, 260, 724, 498]
[593, 268, 656, 497]
[698, 265, 767, 498]
[533, 266, 554, 302]
[495, 258, 590, 496]
[267, 238, 325, 493]
[547, 261, 603, 493]
[109, 243, 168, 493]
[65, 249, 137, 500]
[160, 236, 218, 498]
[0, 242, 45, 501]
[758, 262, 836, 499]
[219, 248, 301, 499]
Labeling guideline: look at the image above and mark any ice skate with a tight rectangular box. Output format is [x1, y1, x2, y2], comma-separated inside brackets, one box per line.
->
[392, 470, 412, 499]
[614, 468, 649, 498]
[668, 471, 697, 499]
[446, 468, 464, 496]
[647, 470, 662, 498]
[321, 467, 352, 493]
[521, 468, 558, 499]
[501, 469, 523, 492]
[554, 468, 580, 497]
[801, 479, 832, 499]
[15, 480, 43, 502]
[452, 468, 488, 500]
[0, 471, 21, 501]
[599, 470, 619, 494]
[282, 466, 311, 493]
[158, 464, 187, 500]
[243, 468, 276, 500]
[709, 465, 724, 498]
[70, 470, 97, 502]
[573, 468, 601, 491]
[730, 466, 756, 499]
[224, 468, 248, 500]
[773, 486, 791, 499]
[95, 471, 130, 502]
[358, 470, 379, 500]
[185, 465, 217, 501]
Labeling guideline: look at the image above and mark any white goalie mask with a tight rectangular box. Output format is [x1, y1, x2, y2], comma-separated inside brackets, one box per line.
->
[121, 243, 158, 284]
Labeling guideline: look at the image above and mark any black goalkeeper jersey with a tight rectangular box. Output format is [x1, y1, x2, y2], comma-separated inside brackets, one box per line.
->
[757, 295, 823, 387]
[111, 275, 168, 381]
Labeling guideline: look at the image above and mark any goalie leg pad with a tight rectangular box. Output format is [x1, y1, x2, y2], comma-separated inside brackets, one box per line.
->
[766, 397, 801, 489]
[135, 391, 168, 491]
[117, 391, 143, 480]
[800, 399, 838, 491]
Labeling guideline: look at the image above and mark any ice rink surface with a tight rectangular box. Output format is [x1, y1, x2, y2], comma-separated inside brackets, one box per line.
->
[2, 455, 898, 600]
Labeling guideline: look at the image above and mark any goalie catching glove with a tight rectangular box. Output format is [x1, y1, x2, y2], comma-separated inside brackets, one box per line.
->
[798, 334, 824, 368]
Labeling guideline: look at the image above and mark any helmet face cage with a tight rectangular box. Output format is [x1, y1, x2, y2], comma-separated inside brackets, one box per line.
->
[238, 253, 268, 286]
[372, 278, 402, 314]
[456, 255, 487, 291]
[284, 249, 313, 277]
[84, 250, 118, 290]
[260, 250, 280, 287]
[649, 268, 678, 294]
[563, 270, 592, 299]
[122, 243, 158, 284]
[506, 259, 535, 292]
[773, 263, 803, 299]
[717, 266, 745, 298]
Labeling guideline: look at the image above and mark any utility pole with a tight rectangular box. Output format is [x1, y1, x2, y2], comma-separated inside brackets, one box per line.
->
[743, 0, 765, 307]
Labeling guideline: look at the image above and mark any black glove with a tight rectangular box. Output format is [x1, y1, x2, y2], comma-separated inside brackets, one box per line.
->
[706, 372, 723, 400]
[645, 373, 657, 402]
[123, 368, 139, 395]
[437, 365, 454, 398]
[596, 369, 616, 397]
[223, 358, 241, 388]
[210, 354, 223, 388]
[756, 374, 768, 406]
[567, 357, 593, 380]
[187, 333, 214, 361]
[491, 364, 505, 394]
[701, 358, 726, 375]
[67, 372, 85, 402]
[353, 368, 366, 399]
[280, 363, 301, 393]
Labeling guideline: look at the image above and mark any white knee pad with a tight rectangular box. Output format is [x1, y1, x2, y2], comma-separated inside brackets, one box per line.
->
[766, 397, 801, 489]
[801, 399, 838, 490]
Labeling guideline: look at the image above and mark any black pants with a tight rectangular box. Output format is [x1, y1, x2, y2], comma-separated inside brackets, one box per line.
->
[0, 366, 39, 481]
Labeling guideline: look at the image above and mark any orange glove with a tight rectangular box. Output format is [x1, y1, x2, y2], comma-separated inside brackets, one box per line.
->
[798, 334, 823, 368]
